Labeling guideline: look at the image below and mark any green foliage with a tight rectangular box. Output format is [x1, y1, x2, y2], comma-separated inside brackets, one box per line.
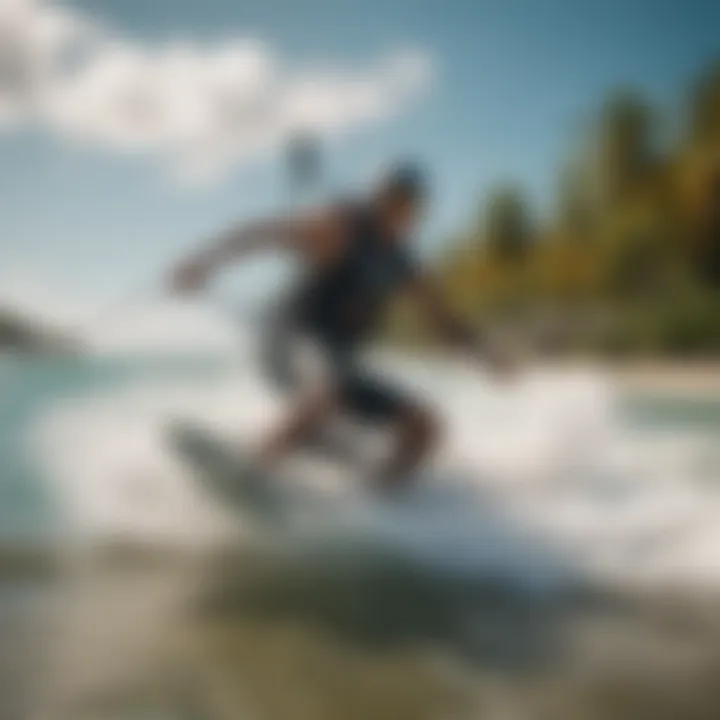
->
[432, 60, 720, 357]
[483, 185, 534, 260]
[597, 90, 657, 207]
[689, 62, 720, 147]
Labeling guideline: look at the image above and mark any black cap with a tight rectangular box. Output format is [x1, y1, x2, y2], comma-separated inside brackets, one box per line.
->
[381, 160, 428, 202]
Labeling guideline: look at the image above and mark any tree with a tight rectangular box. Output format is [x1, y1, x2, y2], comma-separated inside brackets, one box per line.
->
[556, 163, 595, 239]
[688, 62, 720, 147]
[597, 90, 656, 208]
[681, 63, 720, 287]
[482, 185, 534, 260]
[693, 170, 720, 287]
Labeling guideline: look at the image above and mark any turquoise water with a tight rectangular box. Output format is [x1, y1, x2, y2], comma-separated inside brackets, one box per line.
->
[0, 356, 235, 540]
[623, 394, 720, 429]
[3, 356, 720, 720]
[2, 353, 720, 589]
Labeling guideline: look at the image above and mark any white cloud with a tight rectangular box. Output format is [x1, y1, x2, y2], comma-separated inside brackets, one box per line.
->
[0, 0, 97, 122]
[0, 0, 431, 183]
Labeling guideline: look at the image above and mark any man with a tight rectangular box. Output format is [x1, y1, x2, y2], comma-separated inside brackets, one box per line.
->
[170, 163, 508, 489]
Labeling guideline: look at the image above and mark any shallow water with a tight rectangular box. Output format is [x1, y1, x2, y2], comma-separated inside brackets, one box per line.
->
[2, 353, 720, 718]
[4, 551, 720, 720]
[3, 354, 720, 586]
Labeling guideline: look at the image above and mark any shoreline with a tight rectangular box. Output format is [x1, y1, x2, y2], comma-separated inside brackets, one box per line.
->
[388, 347, 720, 396]
[4, 348, 720, 396]
[606, 361, 720, 396]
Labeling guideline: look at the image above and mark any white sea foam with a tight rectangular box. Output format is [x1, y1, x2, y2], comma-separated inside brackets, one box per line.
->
[26, 337, 720, 591]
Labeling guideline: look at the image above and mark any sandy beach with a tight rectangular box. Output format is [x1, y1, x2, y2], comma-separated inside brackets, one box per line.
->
[609, 362, 720, 396]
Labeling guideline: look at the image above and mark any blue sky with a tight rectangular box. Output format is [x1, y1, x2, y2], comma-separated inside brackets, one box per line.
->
[1, 0, 719, 307]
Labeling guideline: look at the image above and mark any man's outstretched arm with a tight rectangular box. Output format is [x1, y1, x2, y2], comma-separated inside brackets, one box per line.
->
[408, 275, 516, 375]
[168, 209, 346, 293]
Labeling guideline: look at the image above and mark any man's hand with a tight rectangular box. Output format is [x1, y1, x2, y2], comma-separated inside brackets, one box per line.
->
[168, 256, 211, 294]
[409, 276, 521, 379]
[475, 329, 524, 381]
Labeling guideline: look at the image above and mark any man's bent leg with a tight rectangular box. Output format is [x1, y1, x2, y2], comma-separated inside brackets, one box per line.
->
[343, 375, 441, 489]
[258, 321, 345, 473]
[379, 403, 441, 489]
[256, 387, 339, 471]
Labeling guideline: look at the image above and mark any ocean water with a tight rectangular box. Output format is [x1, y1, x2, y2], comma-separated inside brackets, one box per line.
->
[2, 351, 720, 587]
[2, 350, 720, 719]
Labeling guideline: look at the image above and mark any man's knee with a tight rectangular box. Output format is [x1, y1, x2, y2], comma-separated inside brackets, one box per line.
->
[402, 404, 441, 452]
[297, 385, 340, 425]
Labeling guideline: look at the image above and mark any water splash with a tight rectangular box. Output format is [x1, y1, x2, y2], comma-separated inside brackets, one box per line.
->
[16, 352, 720, 591]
